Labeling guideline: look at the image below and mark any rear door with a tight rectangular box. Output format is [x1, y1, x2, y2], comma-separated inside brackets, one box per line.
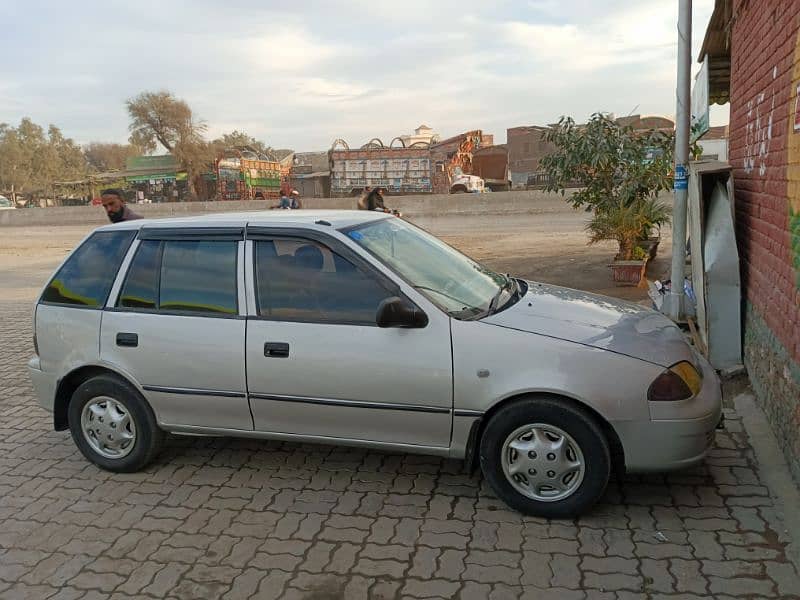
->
[37, 229, 137, 379]
[101, 227, 251, 431]
[244, 229, 453, 449]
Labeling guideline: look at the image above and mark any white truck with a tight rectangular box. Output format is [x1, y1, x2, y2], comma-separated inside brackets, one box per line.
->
[449, 170, 485, 193]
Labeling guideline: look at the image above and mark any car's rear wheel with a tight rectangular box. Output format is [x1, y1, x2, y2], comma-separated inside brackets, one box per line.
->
[479, 397, 610, 518]
[68, 375, 164, 472]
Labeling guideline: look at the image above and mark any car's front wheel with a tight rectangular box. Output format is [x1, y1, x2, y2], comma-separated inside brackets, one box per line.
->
[68, 374, 164, 472]
[479, 397, 611, 518]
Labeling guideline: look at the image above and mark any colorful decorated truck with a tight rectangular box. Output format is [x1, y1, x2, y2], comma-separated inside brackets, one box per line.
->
[216, 149, 281, 200]
[329, 131, 486, 196]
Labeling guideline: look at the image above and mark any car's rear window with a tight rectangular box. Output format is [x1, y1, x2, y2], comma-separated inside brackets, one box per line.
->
[41, 230, 136, 308]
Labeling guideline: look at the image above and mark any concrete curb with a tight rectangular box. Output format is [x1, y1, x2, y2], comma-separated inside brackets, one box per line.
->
[735, 392, 800, 570]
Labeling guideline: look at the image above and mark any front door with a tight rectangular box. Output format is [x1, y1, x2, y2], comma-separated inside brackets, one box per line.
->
[245, 233, 452, 448]
[101, 232, 251, 430]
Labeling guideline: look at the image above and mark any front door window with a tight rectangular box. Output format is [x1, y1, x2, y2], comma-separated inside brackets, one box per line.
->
[254, 239, 392, 325]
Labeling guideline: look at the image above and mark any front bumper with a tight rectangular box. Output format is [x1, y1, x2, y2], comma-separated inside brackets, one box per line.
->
[616, 353, 723, 472]
[27, 356, 56, 413]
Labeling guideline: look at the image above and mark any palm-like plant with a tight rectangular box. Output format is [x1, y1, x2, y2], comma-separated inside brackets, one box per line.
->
[586, 196, 671, 261]
[585, 200, 647, 261]
[638, 195, 672, 240]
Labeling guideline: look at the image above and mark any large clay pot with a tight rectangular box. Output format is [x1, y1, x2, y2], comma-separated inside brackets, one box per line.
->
[610, 259, 648, 286]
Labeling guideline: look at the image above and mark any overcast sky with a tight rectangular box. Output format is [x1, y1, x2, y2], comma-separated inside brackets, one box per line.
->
[0, 0, 726, 151]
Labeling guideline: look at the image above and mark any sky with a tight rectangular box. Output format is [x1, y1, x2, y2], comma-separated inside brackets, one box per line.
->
[0, 0, 727, 151]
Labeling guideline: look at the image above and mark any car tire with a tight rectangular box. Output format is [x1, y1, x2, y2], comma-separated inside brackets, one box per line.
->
[479, 397, 610, 518]
[68, 374, 165, 472]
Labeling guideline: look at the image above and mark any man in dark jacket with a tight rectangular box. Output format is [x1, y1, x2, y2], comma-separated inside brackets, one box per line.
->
[364, 187, 387, 212]
[101, 189, 143, 223]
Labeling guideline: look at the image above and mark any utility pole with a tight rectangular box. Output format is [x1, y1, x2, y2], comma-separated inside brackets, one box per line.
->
[668, 0, 692, 321]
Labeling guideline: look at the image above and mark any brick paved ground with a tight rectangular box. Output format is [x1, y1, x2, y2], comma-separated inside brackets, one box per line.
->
[1, 299, 799, 600]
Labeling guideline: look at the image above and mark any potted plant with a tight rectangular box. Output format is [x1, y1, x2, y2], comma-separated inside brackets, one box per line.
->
[585, 199, 651, 286]
[634, 196, 672, 260]
[539, 113, 676, 282]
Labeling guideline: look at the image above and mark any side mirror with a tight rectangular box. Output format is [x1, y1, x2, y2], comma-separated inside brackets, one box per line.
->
[376, 296, 428, 328]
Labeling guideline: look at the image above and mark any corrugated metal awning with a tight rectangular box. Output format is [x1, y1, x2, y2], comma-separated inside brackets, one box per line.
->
[698, 0, 732, 105]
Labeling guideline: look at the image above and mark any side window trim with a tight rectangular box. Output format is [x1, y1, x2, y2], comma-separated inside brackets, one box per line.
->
[249, 234, 416, 325]
[138, 227, 244, 241]
[39, 230, 137, 310]
[243, 240, 256, 317]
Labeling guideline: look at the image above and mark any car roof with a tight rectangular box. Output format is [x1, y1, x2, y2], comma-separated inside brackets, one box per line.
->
[96, 210, 389, 233]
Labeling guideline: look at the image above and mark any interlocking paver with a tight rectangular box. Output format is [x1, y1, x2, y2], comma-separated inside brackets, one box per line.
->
[670, 558, 707, 595]
[708, 576, 775, 597]
[583, 571, 643, 592]
[0, 299, 798, 598]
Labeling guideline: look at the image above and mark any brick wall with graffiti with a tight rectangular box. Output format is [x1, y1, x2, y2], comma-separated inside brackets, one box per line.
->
[729, 0, 800, 482]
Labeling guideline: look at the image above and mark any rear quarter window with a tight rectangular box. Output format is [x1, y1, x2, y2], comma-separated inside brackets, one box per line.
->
[40, 230, 136, 308]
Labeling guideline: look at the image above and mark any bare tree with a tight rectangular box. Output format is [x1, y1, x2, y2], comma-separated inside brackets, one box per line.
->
[83, 142, 138, 172]
[126, 91, 209, 199]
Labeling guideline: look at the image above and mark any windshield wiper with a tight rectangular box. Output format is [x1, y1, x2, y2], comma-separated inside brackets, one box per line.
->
[486, 276, 516, 316]
[448, 306, 484, 320]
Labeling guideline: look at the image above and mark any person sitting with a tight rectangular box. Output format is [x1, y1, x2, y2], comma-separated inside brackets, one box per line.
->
[272, 191, 291, 209]
[290, 190, 302, 209]
[364, 188, 401, 216]
[357, 186, 372, 210]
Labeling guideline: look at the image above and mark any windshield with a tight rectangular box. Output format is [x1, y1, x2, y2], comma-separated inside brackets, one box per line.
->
[344, 217, 511, 318]
[0, 196, 11, 208]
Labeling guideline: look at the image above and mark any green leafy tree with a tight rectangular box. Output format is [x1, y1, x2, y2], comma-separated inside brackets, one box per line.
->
[212, 130, 275, 159]
[0, 119, 44, 201]
[541, 113, 675, 212]
[0, 118, 88, 202]
[540, 113, 674, 260]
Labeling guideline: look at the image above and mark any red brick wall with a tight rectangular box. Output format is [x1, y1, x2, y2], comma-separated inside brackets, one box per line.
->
[729, 0, 800, 482]
[729, 0, 800, 362]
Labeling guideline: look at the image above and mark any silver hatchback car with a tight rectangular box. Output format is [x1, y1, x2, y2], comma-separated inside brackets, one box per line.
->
[28, 210, 721, 517]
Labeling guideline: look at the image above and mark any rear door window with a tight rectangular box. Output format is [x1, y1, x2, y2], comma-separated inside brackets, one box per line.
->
[116, 239, 239, 316]
[160, 241, 238, 315]
[117, 240, 161, 309]
[41, 230, 135, 308]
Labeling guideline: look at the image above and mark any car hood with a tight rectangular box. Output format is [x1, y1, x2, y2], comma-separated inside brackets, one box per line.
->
[482, 281, 694, 367]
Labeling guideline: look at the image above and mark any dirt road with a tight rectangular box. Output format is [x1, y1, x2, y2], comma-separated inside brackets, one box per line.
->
[0, 205, 671, 303]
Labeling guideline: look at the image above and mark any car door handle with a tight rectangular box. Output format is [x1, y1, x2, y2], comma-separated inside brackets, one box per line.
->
[116, 332, 138, 348]
[264, 342, 290, 358]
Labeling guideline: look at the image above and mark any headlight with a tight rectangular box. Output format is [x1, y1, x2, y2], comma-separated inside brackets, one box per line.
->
[647, 361, 703, 401]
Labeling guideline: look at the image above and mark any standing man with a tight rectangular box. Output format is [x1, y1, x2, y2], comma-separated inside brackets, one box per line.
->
[100, 189, 143, 223]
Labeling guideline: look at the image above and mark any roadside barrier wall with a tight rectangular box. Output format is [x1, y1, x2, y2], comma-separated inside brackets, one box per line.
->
[0, 190, 577, 227]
